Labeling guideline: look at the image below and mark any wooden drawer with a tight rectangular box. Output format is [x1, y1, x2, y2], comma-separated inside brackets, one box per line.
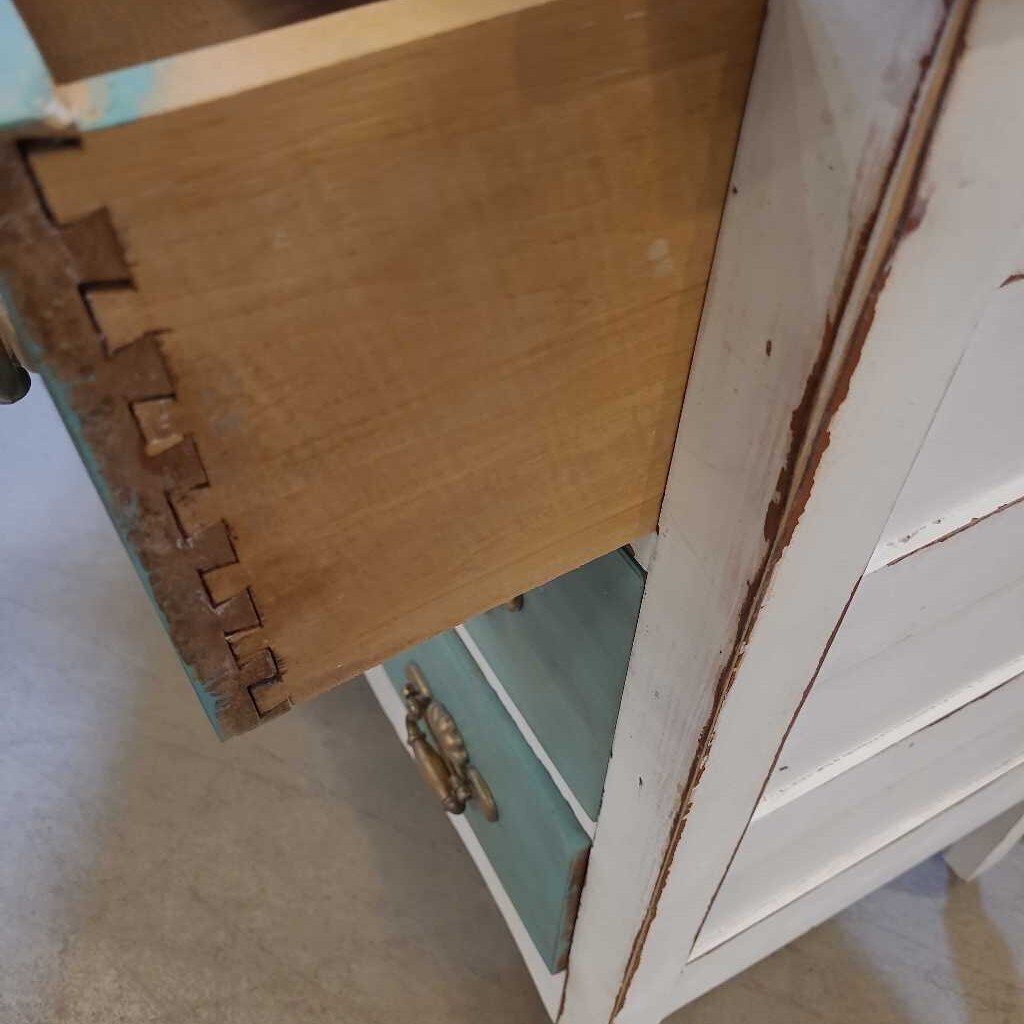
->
[378, 630, 591, 975]
[461, 548, 645, 821]
[1, 0, 763, 737]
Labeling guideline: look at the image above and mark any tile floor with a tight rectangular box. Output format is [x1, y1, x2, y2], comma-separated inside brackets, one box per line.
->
[2, 385, 1023, 1024]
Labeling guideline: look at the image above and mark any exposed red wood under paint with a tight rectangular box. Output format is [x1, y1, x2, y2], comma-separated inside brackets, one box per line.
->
[607, 4, 978, 1019]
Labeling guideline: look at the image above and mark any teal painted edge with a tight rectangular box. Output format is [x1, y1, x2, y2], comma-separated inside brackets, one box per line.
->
[1, 278, 226, 736]
[384, 632, 590, 972]
[0, 1, 58, 130]
[0, 0, 162, 133]
[74, 61, 159, 132]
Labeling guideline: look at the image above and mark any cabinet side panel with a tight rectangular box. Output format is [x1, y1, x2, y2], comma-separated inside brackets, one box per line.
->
[560, 2, 954, 1020]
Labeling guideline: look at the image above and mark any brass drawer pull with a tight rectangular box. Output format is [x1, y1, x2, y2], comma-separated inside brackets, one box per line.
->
[0, 303, 30, 406]
[403, 662, 498, 822]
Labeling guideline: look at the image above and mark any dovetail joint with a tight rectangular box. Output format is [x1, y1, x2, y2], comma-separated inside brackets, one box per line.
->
[7, 138, 291, 736]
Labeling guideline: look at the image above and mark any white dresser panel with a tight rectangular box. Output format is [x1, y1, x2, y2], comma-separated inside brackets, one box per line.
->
[694, 668, 1024, 956]
[870, 248, 1024, 570]
[764, 496, 1024, 809]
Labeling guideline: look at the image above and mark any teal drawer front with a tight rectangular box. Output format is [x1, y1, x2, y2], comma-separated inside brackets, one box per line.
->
[383, 632, 590, 973]
[463, 549, 645, 820]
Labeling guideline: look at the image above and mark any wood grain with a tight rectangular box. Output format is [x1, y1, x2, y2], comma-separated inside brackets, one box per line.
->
[28, 0, 763, 729]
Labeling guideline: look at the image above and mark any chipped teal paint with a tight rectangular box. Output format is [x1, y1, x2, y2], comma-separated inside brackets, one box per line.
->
[0, 278, 226, 734]
[463, 549, 645, 820]
[0, 0, 163, 133]
[178, 656, 226, 739]
[0, 1, 56, 129]
[75, 61, 160, 131]
[384, 632, 590, 973]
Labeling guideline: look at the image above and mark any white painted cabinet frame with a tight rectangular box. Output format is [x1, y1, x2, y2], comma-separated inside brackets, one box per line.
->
[560, 2, 1024, 1022]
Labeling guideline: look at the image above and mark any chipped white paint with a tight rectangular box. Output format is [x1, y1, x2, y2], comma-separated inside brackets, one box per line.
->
[561, 3, 956, 1021]
[635, 2, 1024, 1016]
[18, 0, 1022, 1016]
[646, 239, 674, 278]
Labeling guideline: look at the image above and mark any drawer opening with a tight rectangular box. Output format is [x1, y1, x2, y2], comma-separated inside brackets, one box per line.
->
[374, 546, 645, 973]
[377, 630, 594, 976]
[458, 547, 646, 825]
[15, 0, 374, 81]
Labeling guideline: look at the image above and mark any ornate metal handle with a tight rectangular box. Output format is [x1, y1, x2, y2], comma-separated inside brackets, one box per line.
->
[0, 302, 30, 405]
[402, 662, 498, 822]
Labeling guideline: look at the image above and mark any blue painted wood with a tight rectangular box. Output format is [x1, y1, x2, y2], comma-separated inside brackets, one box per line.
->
[384, 631, 590, 973]
[74, 61, 159, 131]
[463, 549, 645, 820]
[0, 1, 56, 129]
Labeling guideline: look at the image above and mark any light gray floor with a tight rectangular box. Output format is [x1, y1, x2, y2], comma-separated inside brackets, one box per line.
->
[3, 385, 1023, 1024]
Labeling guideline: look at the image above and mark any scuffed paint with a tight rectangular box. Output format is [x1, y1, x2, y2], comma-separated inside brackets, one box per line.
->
[2, 276, 227, 734]
[177, 656, 227, 739]
[71, 61, 161, 131]
[0, 1, 62, 130]
[608, 2, 976, 1015]
[3, 278, 129, 533]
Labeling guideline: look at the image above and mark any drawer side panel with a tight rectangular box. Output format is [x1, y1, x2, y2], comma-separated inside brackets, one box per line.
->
[22, 0, 764, 734]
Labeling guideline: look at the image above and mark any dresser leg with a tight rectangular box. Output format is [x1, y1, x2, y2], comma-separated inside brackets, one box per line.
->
[945, 801, 1024, 882]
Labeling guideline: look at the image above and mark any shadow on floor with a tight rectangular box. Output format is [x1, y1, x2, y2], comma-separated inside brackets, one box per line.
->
[667, 921, 919, 1024]
[5, 386, 1024, 1024]
[945, 869, 1024, 1024]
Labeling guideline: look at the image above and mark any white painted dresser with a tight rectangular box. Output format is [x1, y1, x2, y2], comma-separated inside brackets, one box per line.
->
[3, 1, 1023, 1022]
[330, 1, 1024, 1016]
[549, 2, 1024, 1019]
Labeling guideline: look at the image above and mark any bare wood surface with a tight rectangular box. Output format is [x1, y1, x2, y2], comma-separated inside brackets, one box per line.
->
[14, 0, 363, 81]
[26, 0, 763, 731]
